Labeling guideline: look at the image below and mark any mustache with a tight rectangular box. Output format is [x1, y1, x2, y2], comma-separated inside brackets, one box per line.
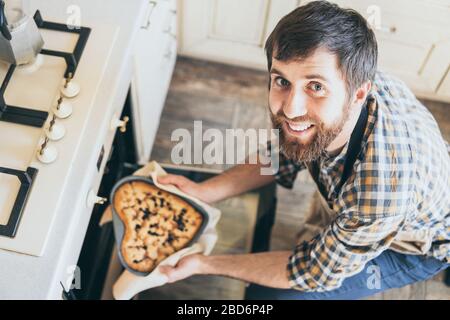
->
[270, 112, 319, 127]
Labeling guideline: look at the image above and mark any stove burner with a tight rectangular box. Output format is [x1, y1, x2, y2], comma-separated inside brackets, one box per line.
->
[16, 54, 44, 75]
[0, 167, 38, 238]
[0, 10, 91, 128]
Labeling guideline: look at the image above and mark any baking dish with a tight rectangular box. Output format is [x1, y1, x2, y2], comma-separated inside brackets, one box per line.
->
[109, 175, 209, 276]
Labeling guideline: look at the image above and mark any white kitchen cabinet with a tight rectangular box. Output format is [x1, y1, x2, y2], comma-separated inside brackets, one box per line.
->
[131, 0, 178, 164]
[178, 0, 299, 70]
[178, 0, 450, 102]
[302, 0, 450, 102]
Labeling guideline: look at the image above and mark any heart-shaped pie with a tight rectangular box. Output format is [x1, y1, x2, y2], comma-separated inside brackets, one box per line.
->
[113, 180, 204, 274]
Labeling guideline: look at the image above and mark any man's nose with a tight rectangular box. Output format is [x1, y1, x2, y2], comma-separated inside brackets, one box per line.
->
[283, 86, 307, 119]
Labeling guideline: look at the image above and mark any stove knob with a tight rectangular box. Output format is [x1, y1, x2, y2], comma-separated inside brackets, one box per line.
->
[110, 114, 129, 133]
[46, 123, 65, 141]
[87, 189, 108, 207]
[61, 82, 80, 98]
[46, 114, 66, 141]
[61, 73, 80, 98]
[53, 97, 73, 119]
[36, 137, 58, 164]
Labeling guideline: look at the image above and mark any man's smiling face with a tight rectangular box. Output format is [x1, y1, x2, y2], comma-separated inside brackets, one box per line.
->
[269, 47, 352, 162]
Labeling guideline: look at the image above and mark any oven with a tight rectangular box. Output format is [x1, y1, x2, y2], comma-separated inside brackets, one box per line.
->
[65, 89, 139, 300]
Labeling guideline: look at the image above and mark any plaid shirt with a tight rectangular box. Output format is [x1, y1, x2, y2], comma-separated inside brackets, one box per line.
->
[274, 71, 450, 292]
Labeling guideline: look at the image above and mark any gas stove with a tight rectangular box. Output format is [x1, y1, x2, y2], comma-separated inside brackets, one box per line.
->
[0, 10, 119, 256]
[0, 11, 90, 237]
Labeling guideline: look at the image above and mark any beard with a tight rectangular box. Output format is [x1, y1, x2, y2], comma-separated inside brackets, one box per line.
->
[270, 104, 350, 163]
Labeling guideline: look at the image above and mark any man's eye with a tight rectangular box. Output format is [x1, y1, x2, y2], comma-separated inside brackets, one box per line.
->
[275, 77, 290, 88]
[310, 82, 324, 92]
[307, 82, 327, 96]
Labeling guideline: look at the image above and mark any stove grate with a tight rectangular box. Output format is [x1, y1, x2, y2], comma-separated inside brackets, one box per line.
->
[0, 10, 91, 128]
[0, 167, 38, 238]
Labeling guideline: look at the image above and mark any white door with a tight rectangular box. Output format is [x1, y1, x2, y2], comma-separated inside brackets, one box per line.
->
[131, 0, 178, 164]
[179, 0, 300, 70]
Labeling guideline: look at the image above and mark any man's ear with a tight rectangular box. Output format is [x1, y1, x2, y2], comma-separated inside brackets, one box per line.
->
[352, 81, 372, 106]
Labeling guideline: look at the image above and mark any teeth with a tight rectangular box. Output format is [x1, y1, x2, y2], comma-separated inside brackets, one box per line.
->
[288, 122, 313, 132]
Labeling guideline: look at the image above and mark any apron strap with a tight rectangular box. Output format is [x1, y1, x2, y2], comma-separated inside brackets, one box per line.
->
[309, 104, 369, 200]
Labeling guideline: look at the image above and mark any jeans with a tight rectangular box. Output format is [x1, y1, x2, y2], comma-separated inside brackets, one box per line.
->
[245, 250, 449, 300]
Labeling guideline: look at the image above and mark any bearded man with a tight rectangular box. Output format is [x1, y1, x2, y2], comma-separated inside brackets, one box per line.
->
[157, 1, 450, 299]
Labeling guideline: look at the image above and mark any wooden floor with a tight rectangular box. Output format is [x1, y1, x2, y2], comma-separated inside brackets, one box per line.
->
[148, 56, 450, 300]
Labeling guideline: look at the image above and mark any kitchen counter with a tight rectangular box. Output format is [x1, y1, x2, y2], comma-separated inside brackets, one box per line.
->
[0, 0, 147, 299]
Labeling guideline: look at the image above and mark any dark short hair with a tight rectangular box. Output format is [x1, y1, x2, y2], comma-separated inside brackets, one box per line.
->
[265, 0, 378, 94]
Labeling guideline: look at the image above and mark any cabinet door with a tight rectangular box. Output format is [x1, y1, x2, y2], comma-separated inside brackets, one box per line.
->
[179, 0, 299, 70]
[131, 0, 177, 164]
[301, 0, 450, 99]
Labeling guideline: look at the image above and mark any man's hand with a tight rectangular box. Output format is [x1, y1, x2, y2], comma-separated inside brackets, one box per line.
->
[157, 174, 214, 203]
[157, 162, 275, 205]
[159, 254, 204, 283]
[159, 252, 292, 289]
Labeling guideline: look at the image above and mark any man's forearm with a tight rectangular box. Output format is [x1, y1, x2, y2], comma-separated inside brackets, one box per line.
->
[197, 251, 292, 289]
[199, 162, 275, 203]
